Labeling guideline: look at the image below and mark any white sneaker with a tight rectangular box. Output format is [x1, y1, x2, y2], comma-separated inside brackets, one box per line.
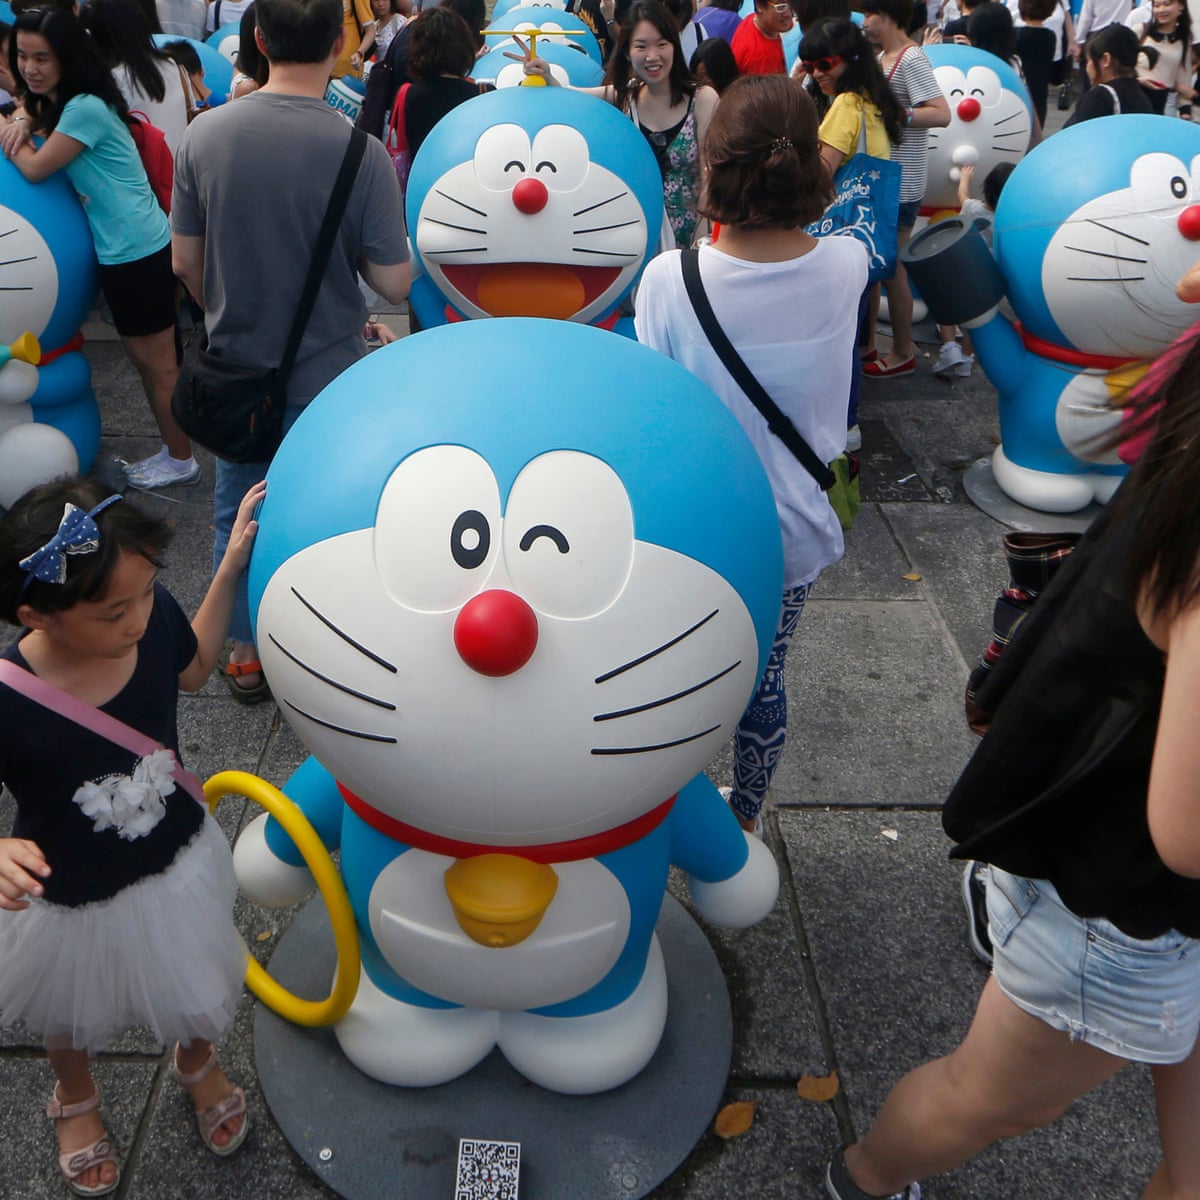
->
[124, 449, 201, 489]
[955, 354, 975, 378]
[932, 341, 964, 376]
[845, 424, 862, 452]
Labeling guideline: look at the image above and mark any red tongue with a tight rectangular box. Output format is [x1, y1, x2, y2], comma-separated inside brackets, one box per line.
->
[442, 264, 622, 318]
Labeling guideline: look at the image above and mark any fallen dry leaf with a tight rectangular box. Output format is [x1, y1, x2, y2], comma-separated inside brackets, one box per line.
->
[255, 930, 276, 943]
[881, 828, 899, 842]
[713, 1100, 757, 1138]
[902, 573, 922, 582]
[796, 1070, 840, 1102]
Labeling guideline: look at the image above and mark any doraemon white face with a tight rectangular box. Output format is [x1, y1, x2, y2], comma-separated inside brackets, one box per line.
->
[925, 64, 1031, 210]
[0, 205, 58, 407]
[415, 123, 649, 321]
[255, 446, 760, 845]
[490, 21, 589, 56]
[1044, 152, 1200, 357]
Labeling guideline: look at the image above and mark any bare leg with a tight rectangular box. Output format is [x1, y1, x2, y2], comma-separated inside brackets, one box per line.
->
[46, 1046, 118, 1193]
[879, 229, 915, 367]
[122, 327, 190, 461]
[863, 282, 882, 356]
[175, 1039, 245, 1149]
[1141, 1038, 1200, 1199]
[844, 977, 1126, 1197]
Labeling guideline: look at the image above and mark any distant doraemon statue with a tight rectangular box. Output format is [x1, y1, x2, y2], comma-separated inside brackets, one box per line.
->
[473, 40, 604, 88]
[911, 115, 1200, 513]
[923, 45, 1032, 215]
[0, 158, 100, 506]
[232, 319, 783, 1094]
[484, 6, 603, 63]
[406, 88, 662, 329]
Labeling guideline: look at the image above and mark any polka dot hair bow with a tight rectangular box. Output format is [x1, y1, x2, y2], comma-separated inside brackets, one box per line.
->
[18, 495, 123, 593]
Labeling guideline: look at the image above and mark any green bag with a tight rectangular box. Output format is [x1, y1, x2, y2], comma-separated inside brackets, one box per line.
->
[827, 452, 861, 533]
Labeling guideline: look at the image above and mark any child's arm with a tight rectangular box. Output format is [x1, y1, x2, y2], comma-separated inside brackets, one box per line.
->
[179, 480, 265, 692]
[0, 838, 50, 911]
[956, 161, 975, 210]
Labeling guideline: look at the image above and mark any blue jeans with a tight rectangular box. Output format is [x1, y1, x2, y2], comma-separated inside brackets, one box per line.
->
[212, 405, 303, 646]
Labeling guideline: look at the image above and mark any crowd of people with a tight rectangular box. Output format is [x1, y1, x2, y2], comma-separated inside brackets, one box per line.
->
[1, 0, 1200, 1195]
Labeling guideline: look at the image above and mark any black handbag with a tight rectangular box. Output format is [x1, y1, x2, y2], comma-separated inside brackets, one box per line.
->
[171, 129, 367, 464]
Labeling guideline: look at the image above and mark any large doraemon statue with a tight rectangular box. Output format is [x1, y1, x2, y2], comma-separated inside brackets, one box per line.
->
[934, 116, 1200, 512]
[0, 158, 100, 506]
[232, 319, 783, 1094]
[923, 45, 1033, 215]
[473, 40, 605, 88]
[484, 7, 603, 64]
[406, 88, 662, 330]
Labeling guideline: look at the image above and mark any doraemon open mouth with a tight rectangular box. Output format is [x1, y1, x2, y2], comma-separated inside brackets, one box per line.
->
[441, 263, 622, 320]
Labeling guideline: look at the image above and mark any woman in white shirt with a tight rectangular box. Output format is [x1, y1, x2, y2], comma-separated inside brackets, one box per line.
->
[636, 74, 867, 834]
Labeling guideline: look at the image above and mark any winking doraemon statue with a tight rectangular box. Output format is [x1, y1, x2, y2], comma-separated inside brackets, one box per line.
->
[232, 319, 783, 1094]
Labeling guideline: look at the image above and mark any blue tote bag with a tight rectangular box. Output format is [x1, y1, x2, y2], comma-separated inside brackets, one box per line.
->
[805, 99, 902, 283]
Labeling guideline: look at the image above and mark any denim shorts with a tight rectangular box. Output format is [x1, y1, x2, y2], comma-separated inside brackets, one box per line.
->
[988, 866, 1200, 1065]
[897, 199, 921, 231]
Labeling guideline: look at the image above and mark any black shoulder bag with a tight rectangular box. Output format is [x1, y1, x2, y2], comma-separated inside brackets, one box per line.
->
[679, 249, 861, 530]
[171, 128, 367, 464]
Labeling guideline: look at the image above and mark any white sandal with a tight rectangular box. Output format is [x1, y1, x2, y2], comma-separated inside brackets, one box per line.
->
[172, 1045, 250, 1157]
[45, 1086, 120, 1198]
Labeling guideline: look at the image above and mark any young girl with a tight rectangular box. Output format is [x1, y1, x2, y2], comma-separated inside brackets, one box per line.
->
[824, 288, 1200, 1200]
[0, 6, 197, 493]
[1128, 0, 1195, 115]
[351, 0, 408, 74]
[0, 476, 265, 1197]
[635, 75, 866, 834]
[521, 0, 719, 250]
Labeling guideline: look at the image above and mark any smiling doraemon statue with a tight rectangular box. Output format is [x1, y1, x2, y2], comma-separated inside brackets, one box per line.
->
[0, 158, 100, 506]
[923, 45, 1033, 215]
[406, 88, 662, 330]
[232, 318, 783, 1094]
[933, 115, 1200, 512]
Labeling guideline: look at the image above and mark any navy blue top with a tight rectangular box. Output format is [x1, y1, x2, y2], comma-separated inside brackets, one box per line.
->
[0, 584, 203, 908]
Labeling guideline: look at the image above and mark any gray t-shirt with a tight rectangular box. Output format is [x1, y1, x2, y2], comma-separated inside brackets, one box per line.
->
[172, 92, 409, 405]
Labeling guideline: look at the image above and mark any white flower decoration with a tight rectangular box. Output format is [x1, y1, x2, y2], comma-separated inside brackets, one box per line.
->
[71, 748, 178, 841]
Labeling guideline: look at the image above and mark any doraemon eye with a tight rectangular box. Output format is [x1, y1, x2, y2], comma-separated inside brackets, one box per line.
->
[529, 125, 589, 191]
[1128, 153, 1195, 212]
[473, 125, 534, 190]
[964, 67, 1000, 105]
[375, 446, 501, 613]
[502, 451, 634, 619]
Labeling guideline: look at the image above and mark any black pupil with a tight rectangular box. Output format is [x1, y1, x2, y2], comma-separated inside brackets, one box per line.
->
[1172, 176, 1187, 198]
[451, 510, 490, 569]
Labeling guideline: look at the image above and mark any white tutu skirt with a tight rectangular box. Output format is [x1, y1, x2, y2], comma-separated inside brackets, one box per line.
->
[0, 815, 247, 1053]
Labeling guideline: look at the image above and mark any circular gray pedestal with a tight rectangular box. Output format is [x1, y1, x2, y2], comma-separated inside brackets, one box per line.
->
[963, 456, 1103, 533]
[255, 894, 731, 1200]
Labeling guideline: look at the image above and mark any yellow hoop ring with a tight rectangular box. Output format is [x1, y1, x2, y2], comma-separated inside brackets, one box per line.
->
[206, 770, 361, 1028]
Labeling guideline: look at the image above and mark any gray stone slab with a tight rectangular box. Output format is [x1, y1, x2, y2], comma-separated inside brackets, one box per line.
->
[963, 456, 1106, 534]
[254, 894, 731, 1200]
[784, 808, 1160, 1200]
[771, 601, 976, 809]
[818, 503, 920, 603]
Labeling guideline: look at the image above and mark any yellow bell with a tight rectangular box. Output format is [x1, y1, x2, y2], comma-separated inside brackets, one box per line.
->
[444, 853, 558, 948]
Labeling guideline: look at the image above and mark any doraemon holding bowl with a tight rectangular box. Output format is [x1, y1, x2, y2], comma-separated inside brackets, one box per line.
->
[232, 319, 784, 1095]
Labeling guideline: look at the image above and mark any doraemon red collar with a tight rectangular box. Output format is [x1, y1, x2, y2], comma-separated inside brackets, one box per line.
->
[1015, 321, 1141, 371]
[338, 782, 675, 862]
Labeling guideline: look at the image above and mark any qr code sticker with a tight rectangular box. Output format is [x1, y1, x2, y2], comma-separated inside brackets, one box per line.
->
[456, 1137, 521, 1200]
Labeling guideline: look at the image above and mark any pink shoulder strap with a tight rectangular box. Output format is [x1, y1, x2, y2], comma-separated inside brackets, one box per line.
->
[0, 658, 206, 807]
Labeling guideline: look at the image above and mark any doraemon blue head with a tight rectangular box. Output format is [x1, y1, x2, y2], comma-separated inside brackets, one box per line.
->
[473, 40, 604, 88]
[996, 114, 1200, 357]
[249, 318, 782, 842]
[206, 21, 241, 63]
[406, 88, 663, 327]
[924, 45, 1032, 212]
[153, 33, 233, 95]
[492, 0, 567, 19]
[484, 7, 602, 63]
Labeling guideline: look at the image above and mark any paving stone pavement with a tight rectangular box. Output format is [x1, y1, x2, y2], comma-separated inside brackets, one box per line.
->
[0, 316, 1161, 1200]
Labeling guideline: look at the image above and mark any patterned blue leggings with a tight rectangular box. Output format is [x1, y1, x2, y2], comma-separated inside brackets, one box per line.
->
[729, 582, 814, 823]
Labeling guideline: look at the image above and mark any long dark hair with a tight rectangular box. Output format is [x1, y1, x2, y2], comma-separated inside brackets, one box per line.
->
[1110, 329, 1200, 621]
[1146, 0, 1191, 44]
[606, 0, 695, 110]
[10, 6, 130, 132]
[85, 0, 172, 104]
[799, 17, 905, 145]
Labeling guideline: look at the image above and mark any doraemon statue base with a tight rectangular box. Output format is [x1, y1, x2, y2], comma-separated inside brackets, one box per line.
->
[926, 116, 1200, 513]
[0, 158, 100, 503]
[233, 319, 783, 1094]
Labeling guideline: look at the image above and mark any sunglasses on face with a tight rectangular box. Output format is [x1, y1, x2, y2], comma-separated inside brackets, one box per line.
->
[770, 2, 793, 10]
[801, 54, 843, 72]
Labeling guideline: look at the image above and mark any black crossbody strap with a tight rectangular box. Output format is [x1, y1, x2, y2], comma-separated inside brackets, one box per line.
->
[680, 249, 836, 491]
[278, 128, 368, 381]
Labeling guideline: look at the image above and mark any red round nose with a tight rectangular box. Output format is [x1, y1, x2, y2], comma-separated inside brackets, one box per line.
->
[454, 590, 539, 677]
[957, 97, 981, 122]
[1178, 205, 1200, 241]
[512, 177, 549, 215]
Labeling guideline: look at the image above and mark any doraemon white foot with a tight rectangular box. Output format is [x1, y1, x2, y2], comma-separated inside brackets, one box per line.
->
[990, 448, 1107, 514]
[497, 935, 668, 1095]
